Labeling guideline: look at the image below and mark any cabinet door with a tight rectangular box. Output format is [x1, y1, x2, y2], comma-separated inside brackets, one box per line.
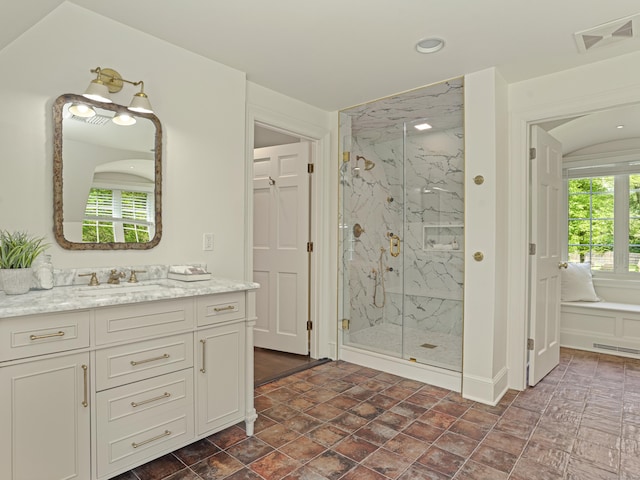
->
[196, 323, 245, 435]
[0, 352, 90, 480]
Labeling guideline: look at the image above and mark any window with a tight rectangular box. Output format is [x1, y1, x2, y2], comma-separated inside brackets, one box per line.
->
[567, 173, 640, 273]
[83, 188, 153, 243]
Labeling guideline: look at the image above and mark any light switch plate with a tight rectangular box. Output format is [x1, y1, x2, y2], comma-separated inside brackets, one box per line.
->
[203, 233, 214, 251]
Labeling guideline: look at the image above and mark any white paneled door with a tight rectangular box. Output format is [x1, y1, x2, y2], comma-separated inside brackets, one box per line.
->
[529, 126, 563, 386]
[253, 143, 310, 355]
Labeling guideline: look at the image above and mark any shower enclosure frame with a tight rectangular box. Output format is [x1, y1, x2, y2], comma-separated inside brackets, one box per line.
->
[338, 79, 465, 392]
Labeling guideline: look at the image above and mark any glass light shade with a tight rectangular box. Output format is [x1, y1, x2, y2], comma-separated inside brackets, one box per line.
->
[68, 103, 96, 118]
[112, 113, 137, 126]
[128, 92, 153, 113]
[416, 38, 445, 54]
[82, 79, 112, 103]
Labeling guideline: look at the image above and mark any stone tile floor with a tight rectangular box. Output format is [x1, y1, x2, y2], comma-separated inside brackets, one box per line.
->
[113, 348, 640, 479]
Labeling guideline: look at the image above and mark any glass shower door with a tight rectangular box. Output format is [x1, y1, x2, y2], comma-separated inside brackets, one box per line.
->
[401, 111, 464, 372]
[339, 114, 405, 358]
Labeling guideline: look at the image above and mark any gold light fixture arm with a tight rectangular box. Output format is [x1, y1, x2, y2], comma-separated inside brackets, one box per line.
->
[83, 67, 154, 113]
[90, 67, 146, 93]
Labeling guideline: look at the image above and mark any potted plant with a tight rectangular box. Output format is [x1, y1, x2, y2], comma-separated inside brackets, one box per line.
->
[0, 231, 48, 295]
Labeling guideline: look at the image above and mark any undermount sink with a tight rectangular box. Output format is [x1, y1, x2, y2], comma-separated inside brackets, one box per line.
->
[75, 283, 166, 296]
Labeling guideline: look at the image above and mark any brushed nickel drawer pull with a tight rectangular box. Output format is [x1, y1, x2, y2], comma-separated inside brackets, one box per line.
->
[131, 430, 171, 449]
[214, 305, 234, 312]
[130, 353, 170, 366]
[82, 364, 88, 407]
[200, 339, 206, 373]
[30, 331, 65, 341]
[131, 392, 170, 408]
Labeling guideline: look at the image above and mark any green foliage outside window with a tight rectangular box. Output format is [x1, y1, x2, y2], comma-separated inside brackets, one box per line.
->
[568, 174, 640, 272]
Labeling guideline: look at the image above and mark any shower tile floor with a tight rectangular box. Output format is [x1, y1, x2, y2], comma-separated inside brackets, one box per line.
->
[112, 347, 640, 479]
[346, 323, 462, 371]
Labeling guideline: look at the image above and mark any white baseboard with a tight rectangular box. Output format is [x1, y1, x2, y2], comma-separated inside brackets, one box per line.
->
[462, 367, 509, 406]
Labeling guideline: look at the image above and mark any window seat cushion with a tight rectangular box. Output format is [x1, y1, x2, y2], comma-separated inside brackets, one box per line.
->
[561, 301, 640, 313]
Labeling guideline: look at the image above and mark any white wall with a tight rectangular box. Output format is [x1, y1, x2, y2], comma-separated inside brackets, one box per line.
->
[0, 3, 247, 279]
[507, 50, 640, 389]
[462, 68, 509, 404]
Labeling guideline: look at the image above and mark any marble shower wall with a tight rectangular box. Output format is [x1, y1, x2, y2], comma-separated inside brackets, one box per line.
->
[340, 78, 464, 355]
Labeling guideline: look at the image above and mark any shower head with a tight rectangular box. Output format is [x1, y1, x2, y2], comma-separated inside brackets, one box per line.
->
[356, 155, 376, 171]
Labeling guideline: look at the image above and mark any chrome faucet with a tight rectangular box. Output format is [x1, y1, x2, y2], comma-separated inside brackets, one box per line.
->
[107, 269, 126, 284]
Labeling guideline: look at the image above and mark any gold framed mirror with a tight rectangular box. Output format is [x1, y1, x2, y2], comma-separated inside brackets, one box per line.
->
[53, 93, 162, 250]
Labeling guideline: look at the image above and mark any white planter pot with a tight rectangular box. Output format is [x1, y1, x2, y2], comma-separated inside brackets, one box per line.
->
[0, 268, 33, 295]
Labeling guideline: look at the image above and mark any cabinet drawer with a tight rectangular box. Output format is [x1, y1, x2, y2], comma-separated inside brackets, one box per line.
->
[95, 298, 194, 345]
[0, 310, 90, 362]
[197, 292, 245, 326]
[95, 333, 193, 390]
[96, 370, 194, 477]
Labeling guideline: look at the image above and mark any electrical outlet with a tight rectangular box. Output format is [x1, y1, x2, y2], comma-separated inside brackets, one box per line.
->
[203, 233, 214, 251]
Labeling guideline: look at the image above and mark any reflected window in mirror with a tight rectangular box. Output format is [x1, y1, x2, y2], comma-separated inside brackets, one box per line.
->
[53, 94, 162, 250]
[83, 188, 154, 243]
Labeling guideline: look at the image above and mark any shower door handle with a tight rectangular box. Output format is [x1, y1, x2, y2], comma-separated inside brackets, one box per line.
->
[389, 234, 401, 257]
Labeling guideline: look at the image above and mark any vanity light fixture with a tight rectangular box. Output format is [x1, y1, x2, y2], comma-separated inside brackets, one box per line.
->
[80, 67, 154, 114]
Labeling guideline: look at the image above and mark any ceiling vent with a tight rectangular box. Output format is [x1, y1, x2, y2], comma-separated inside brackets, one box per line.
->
[71, 113, 111, 126]
[574, 13, 639, 53]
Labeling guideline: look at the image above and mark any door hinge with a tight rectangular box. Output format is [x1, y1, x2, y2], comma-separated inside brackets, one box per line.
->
[307, 320, 313, 331]
[529, 147, 537, 160]
[308, 163, 315, 174]
[527, 338, 534, 350]
[529, 243, 536, 255]
[341, 319, 350, 330]
[307, 241, 314, 253]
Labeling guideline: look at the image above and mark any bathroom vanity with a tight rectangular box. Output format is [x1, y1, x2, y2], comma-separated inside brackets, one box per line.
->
[0, 277, 258, 480]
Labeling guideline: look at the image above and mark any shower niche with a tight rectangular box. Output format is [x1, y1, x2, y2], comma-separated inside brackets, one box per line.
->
[339, 78, 464, 389]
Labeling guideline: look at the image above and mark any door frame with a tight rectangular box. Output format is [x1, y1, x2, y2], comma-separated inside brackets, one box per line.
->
[245, 105, 332, 360]
[507, 89, 640, 390]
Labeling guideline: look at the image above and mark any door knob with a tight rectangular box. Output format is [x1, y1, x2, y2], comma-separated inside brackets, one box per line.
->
[558, 262, 568, 269]
[473, 252, 484, 262]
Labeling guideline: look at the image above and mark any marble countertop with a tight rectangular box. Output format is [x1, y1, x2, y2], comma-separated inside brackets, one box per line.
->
[0, 277, 259, 318]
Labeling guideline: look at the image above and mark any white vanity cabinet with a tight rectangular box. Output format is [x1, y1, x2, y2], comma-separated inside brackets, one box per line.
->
[0, 282, 256, 480]
[0, 352, 91, 480]
[196, 292, 247, 434]
[196, 322, 246, 434]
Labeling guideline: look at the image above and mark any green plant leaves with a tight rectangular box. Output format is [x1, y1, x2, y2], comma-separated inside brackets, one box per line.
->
[0, 231, 49, 269]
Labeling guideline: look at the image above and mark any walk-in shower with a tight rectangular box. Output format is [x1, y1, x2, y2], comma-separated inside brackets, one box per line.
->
[339, 78, 464, 389]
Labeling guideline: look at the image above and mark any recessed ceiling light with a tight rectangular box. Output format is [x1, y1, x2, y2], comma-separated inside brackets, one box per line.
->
[414, 123, 433, 131]
[416, 38, 445, 54]
[617, 124, 624, 129]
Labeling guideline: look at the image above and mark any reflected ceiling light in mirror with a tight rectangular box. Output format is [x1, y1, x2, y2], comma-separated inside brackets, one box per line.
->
[414, 122, 432, 131]
[112, 112, 137, 126]
[617, 124, 624, 129]
[68, 103, 96, 118]
[79, 67, 153, 113]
